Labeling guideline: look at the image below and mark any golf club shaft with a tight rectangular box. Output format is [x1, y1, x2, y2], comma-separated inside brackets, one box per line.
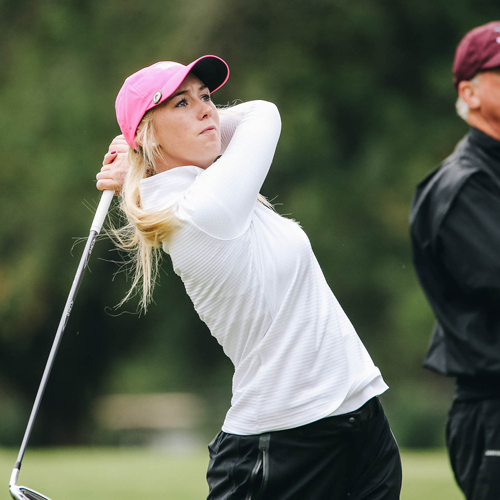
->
[14, 190, 114, 470]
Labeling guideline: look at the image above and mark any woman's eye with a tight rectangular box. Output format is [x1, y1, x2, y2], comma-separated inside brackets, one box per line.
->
[201, 93, 211, 102]
[175, 98, 187, 107]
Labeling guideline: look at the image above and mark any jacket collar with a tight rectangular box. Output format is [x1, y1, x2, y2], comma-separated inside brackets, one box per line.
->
[468, 126, 500, 163]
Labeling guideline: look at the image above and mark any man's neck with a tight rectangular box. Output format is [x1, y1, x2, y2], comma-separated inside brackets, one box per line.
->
[468, 114, 500, 141]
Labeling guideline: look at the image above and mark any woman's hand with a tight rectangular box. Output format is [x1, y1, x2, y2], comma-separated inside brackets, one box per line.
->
[96, 135, 130, 194]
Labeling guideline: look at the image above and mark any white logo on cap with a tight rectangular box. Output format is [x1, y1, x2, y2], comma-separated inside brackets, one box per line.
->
[153, 91, 162, 104]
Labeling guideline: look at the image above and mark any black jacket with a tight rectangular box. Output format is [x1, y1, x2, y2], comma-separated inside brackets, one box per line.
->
[410, 127, 500, 381]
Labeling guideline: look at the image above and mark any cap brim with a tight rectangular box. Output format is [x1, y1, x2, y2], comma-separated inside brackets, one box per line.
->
[188, 55, 230, 93]
[151, 55, 229, 113]
[481, 52, 500, 72]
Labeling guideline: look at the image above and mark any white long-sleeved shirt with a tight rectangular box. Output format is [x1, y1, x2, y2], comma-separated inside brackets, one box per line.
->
[140, 101, 388, 435]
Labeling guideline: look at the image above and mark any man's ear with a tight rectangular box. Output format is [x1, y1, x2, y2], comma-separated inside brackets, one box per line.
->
[458, 79, 481, 110]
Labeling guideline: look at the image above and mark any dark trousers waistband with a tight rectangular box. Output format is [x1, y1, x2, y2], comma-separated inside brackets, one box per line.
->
[207, 397, 402, 499]
[455, 375, 500, 400]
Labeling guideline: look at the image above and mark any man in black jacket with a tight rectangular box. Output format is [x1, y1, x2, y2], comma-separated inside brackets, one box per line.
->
[410, 21, 500, 500]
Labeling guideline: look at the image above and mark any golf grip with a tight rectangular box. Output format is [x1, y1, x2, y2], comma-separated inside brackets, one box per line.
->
[90, 189, 114, 234]
[13, 189, 114, 471]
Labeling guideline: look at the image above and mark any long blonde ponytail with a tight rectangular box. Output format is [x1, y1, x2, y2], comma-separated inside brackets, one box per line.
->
[114, 108, 178, 312]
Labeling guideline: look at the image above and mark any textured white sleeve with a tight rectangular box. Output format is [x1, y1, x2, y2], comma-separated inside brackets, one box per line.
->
[180, 100, 282, 239]
[218, 108, 244, 155]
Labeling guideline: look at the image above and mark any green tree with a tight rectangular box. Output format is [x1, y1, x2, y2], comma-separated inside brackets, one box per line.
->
[1, 0, 499, 447]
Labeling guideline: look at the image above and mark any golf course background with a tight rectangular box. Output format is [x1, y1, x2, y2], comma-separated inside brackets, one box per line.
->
[0, 448, 461, 499]
[2, 0, 500, 497]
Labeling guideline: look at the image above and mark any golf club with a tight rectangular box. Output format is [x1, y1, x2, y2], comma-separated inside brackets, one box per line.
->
[9, 189, 114, 500]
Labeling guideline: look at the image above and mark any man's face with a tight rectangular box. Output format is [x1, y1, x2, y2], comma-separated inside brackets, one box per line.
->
[475, 68, 500, 135]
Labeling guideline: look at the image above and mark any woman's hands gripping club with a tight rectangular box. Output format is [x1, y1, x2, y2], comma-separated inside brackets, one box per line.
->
[96, 134, 129, 194]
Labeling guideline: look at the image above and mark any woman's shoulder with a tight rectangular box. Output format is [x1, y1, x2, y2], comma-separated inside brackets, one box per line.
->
[140, 166, 202, 212]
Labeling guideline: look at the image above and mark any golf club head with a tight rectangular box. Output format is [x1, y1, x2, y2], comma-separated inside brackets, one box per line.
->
[10, 484, 52, 500]
[10, 469, 52, 500]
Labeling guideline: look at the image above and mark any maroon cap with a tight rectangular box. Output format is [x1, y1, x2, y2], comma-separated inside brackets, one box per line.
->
[453, 21, 500, 87]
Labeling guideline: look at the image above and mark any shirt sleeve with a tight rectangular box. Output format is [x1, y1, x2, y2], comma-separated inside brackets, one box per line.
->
[178, 100, 282, 239]
[438, 172, 500, 298]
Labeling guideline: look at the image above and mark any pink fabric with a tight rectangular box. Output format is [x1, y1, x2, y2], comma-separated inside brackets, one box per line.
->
[115, 55, 229, 149]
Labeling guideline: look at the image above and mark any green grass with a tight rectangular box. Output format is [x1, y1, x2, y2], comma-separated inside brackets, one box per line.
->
[0, 447, 463, 499]
[400, 450, 463, 500]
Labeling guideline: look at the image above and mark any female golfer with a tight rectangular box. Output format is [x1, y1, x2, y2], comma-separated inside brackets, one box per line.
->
[96, 55, 401, 499]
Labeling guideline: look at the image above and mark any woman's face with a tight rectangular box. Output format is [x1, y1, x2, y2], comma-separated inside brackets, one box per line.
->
[151, 73, 221, 172]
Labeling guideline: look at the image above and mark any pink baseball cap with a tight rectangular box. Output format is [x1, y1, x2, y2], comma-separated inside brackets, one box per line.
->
[453, 21, 500, 87]
[115, 55, 229, 149]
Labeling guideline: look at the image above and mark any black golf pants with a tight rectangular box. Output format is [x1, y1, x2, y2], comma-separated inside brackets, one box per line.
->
[207, 397, 402, 500]
[446, 398, 500, 500]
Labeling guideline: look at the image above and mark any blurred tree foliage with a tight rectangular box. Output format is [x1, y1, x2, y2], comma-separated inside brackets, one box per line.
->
[1, 0, 499, 448]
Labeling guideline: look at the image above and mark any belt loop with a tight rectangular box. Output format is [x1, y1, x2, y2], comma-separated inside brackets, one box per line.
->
[259, 433, 271, 452]
[257, 433, 271, 497]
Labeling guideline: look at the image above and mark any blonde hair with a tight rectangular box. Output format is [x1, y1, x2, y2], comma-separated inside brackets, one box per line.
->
[114, 106, 178, 312]
[116, 103, 273, 312]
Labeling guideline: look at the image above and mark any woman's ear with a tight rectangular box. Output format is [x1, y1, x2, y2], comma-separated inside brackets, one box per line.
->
[458, 79, 481, 110]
